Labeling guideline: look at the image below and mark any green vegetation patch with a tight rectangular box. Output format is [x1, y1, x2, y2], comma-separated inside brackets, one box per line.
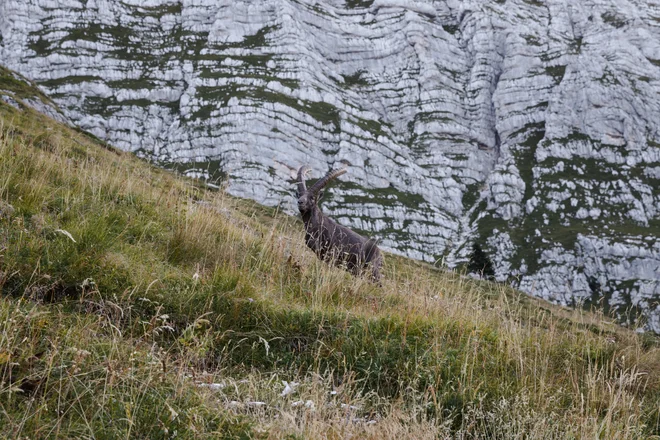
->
[342, 70, 370, 87]
[602, 11, 626, 28]
[0, 83, 659, 438]
[345, 0, 375, 9]
[545, 64, 566, 83]
[0, 66, 54, 105]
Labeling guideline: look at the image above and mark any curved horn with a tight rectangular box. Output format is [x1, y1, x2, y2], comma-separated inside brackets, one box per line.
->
[309, 167, 347, 195]
[297, 165, 311, 194]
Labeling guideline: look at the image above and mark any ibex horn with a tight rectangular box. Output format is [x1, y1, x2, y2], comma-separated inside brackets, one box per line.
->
[309, 167, 347, 195]
[297, 165, 311, 194]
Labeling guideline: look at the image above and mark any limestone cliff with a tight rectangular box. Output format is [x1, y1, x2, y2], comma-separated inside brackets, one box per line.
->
[1, 0, 659, 330]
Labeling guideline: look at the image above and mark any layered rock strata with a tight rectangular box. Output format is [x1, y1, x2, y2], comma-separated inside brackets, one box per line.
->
[1, 0, 659, 330]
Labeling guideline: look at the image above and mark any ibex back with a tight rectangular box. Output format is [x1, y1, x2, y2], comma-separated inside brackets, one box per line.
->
[296, 166, 383, 283]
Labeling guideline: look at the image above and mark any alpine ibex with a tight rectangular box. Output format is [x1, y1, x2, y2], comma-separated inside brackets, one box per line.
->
[296, 166, 383, 283]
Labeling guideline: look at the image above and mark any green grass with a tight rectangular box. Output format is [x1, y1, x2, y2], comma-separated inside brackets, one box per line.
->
[1, 79, 660, 438]
[545, 65, 567, 84]
[345, 0, 375, 9]
[602, 12, 626, 29]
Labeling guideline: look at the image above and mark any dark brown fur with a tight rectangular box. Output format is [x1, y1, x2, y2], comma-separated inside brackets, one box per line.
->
[297, 166, 383, 283]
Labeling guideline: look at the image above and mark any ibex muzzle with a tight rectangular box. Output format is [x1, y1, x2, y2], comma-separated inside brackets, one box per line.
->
[296, 166, 383, 283]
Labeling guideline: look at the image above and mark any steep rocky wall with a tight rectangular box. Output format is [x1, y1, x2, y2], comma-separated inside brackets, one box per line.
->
[1, 0, 659, 330]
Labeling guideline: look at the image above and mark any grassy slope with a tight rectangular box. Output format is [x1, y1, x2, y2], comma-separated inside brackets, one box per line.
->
[0, 75, 659, 439]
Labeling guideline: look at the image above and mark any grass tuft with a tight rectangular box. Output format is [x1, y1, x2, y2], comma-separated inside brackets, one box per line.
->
[0, 85, 659, 438]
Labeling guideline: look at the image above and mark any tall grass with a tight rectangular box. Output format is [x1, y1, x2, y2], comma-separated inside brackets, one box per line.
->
[0, 99, 659, 439]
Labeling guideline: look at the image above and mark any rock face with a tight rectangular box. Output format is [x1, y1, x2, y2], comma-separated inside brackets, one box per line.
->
[1, 0, 659, 330]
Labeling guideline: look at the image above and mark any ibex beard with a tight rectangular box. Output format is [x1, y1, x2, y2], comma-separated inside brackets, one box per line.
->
[296, 165, 383, 283]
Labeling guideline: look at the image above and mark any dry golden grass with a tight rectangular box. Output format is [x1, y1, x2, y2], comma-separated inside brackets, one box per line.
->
[0, 83, 659, 439]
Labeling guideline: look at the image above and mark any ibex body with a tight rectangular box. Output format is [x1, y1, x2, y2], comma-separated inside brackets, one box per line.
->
[296, 166, 383, 283]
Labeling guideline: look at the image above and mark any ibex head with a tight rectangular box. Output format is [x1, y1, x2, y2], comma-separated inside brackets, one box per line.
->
[296, 166, 347, 214]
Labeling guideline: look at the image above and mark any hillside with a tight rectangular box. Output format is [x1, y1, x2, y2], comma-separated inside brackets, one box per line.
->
[1, 64, 660, 439]
[1, 0, 659, 332]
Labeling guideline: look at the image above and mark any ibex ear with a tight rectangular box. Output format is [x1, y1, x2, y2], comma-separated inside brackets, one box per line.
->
[317, 190, 325, 201]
